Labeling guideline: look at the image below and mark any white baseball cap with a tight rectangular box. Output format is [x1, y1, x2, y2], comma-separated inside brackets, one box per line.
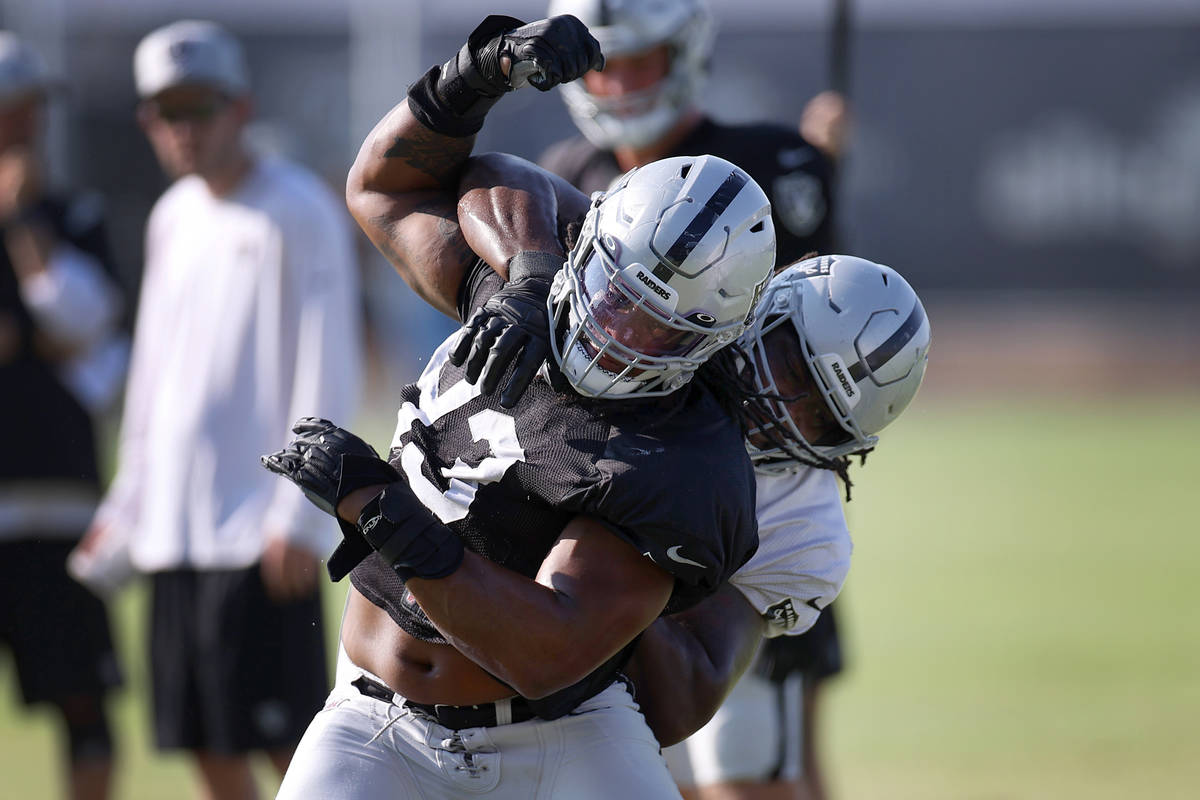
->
[133, 20, 249, 99]
[0, 32, 62, 106]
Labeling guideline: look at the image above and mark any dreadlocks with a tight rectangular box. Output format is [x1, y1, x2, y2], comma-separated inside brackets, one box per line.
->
[697, 341, 860, 501]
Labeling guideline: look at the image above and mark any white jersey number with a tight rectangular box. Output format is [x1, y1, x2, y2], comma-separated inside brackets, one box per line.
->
[391, 338, 527, 523]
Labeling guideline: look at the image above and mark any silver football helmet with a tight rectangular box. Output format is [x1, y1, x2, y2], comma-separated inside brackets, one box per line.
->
[742, 255, 931, 473]
[548, 0, 715, 149]
[549, 154, 775, 399]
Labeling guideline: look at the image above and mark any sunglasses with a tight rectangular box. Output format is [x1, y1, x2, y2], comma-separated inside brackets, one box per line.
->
[142, 95, 230, 123]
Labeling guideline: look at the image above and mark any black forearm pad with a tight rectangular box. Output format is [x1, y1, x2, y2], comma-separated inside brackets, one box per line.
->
[507, 251, 563, 283]
[405, 15, 524, 138]
[358, 485, 465, 581]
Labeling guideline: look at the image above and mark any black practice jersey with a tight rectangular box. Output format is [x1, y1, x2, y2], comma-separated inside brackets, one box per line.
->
[0, 192, 119, 488]
[350, 262, 758, 717]
[540, 117, 836, 267]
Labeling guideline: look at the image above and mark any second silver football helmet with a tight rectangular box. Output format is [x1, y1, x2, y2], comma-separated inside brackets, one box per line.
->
[742, 255, 932, 473]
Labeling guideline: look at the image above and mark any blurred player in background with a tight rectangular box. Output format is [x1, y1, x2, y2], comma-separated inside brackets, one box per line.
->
[537, 2, 855, 796]
[541, 0, 835, 260]
[0, 32, 126, 800]
[74, 20, 362, 800]
[799, 89, 851, 165]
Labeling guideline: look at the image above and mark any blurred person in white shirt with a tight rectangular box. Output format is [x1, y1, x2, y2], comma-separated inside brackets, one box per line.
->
[73, 20, 362, 800]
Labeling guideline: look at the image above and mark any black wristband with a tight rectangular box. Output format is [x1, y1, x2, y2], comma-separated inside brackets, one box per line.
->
[324, 453, 401, 581]
[405, 15, 524, 138]
[335, 453, 400, 507]
[357, 485, 465, 581]
[406, 66, 499, 138]
[506, 251, 563, 283]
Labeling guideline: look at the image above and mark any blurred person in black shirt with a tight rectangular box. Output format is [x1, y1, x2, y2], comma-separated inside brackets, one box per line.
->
[0, 31, 126, 800]
[541, 0, 835, 266]
[540, 3, 847, 798]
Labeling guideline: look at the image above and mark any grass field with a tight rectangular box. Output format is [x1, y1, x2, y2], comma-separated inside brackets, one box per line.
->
[1, 396, 1197, 799]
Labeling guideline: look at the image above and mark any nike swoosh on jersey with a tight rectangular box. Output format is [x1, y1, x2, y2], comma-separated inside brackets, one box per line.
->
[666, 545, 704, 568]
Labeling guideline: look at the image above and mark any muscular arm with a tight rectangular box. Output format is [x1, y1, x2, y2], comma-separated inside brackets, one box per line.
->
[457, 151, 591, 272]
[415, 515, 673, 699]
[346, 101, 478, 318]
[341, 482, 673, 699]
[626, 583, 766, 746]
[346, 113, 591, 319]
[346, 14, 601, 318]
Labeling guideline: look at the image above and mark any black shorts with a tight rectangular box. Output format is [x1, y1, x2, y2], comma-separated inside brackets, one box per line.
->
[0, 538, 123, 705]
[150, 565, 329, 754]
[757, 602, 844, 684]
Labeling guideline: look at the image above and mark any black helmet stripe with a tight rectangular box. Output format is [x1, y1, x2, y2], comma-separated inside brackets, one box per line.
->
[659, 170, 749, 274]
[847, 301, 927, 383]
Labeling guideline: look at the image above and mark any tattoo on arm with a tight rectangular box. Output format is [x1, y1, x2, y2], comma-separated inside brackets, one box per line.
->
[367, 198, 476, 296]
[367, 216, 410, 275]
[410, 199, 476, 270]
[384, 126, 474, 185]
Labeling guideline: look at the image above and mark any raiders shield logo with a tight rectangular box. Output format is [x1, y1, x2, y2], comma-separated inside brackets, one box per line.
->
[772, 172, 826, 238]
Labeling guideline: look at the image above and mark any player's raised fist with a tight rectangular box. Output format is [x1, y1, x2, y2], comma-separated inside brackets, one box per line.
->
[500, 15, 605, 90]
[407, 14, 603, 137]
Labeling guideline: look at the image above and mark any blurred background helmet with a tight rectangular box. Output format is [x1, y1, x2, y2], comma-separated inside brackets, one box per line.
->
[549, 0, 715, 149]
[549, 154, 774, 399]
[742, 255, 931, 472]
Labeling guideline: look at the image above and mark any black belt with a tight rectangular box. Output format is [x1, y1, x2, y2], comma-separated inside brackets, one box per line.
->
[351, 675, 537, 730]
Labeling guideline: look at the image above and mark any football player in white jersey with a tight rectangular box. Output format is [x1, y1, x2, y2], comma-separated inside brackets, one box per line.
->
[644, 254, 929, 799]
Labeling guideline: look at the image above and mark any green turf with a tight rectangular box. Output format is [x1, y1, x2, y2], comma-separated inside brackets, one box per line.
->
[0, 578, 351, 799]
[823, 397, 1200, 799]
[1, 398, 1197, 798]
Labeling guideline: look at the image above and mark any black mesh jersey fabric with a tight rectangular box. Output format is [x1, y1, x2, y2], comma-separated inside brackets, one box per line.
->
[349, 261, 758, 717]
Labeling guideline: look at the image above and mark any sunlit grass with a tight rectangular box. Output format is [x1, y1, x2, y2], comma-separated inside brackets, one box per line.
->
[825, 396, 1200, 799]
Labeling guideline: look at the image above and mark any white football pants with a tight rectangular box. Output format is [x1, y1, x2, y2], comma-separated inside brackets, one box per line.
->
[662, 667, 804, 787]
[277, 660, 682, 799]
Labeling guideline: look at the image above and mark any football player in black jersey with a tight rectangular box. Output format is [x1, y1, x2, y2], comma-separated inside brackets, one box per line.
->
[541, 0, 836, 268]
[263, 14, 778, 799]
[538, 2, 848, 797]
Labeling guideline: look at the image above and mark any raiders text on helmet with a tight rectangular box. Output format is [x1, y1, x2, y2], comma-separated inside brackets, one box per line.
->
[549, 154, 775, 399]
[742, 255, 931, 473]
[548, 0, 715, 148]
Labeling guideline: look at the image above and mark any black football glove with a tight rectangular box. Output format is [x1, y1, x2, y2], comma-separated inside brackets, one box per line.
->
[496, 15, 605, 91]
[408, 14, 604, 137]
[450, 251, 560, 408]
[261, 417, 400, 580]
